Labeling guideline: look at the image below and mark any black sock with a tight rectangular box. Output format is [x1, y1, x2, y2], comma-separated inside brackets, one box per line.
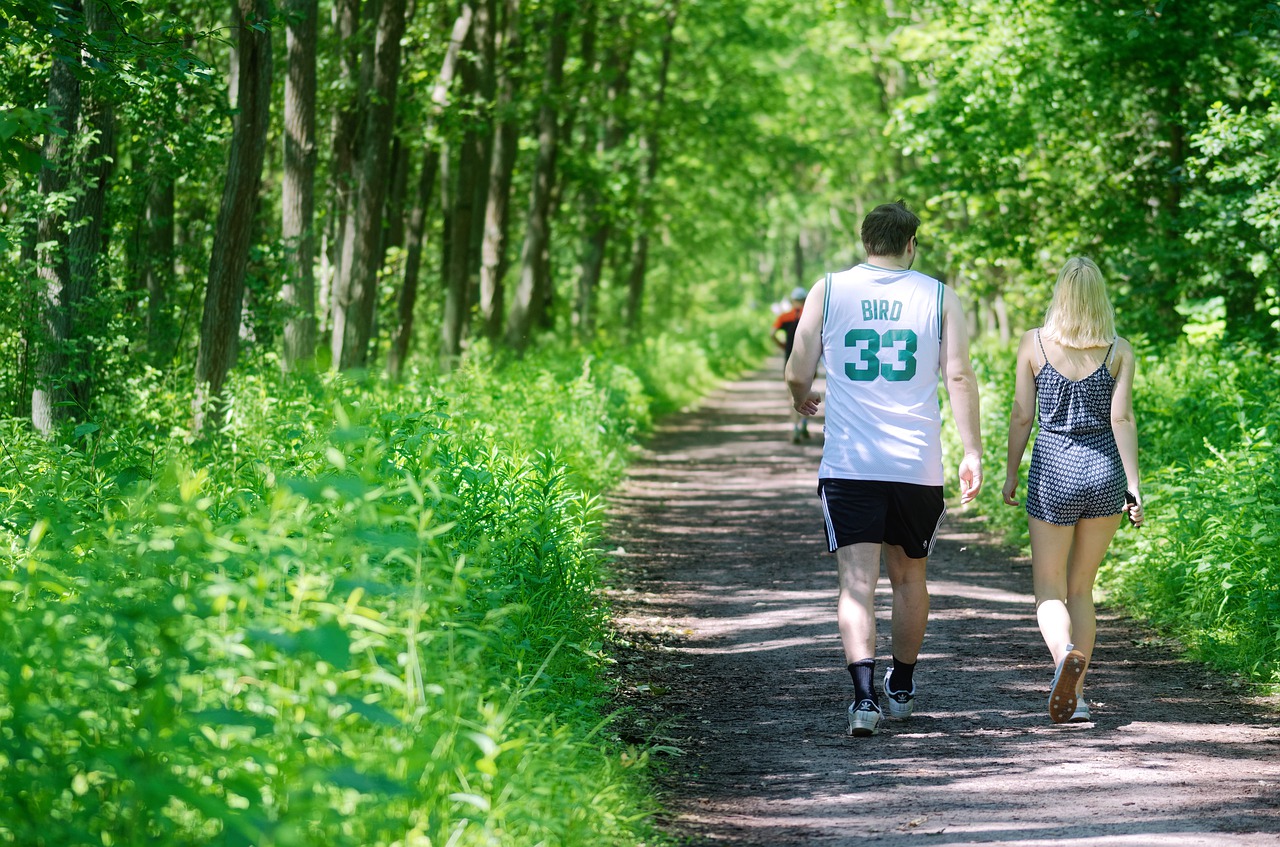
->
[848, 659, 876, 703]
[888, 657, 916, 693]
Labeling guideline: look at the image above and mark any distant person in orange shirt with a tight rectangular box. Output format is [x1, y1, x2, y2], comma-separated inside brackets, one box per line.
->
[773, 287, 811, 443]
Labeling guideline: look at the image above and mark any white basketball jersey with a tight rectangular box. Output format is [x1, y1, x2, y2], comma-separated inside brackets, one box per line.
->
[819, 264, 945, 484]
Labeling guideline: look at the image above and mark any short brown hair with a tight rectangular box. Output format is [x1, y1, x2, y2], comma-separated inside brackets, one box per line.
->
[860, 201, 919, 257]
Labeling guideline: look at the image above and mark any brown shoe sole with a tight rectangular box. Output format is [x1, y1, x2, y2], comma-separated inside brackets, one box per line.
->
[1049, 650, 1087, 724]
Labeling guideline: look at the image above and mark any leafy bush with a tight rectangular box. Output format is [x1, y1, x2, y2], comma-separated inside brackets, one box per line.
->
[0, 324, 763, 846]
[1101, 342, 1280, 686]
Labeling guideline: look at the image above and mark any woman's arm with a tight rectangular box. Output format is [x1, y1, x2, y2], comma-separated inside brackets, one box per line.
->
[1110, 337, 1144, 525]
[1002, 330, 1039, 506]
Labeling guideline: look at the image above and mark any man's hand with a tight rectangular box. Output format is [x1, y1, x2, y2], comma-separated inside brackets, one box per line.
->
[794, 391, 822, 416]
[958, 454, 983, 504]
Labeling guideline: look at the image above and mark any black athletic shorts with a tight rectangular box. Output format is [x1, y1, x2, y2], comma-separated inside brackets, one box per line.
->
[817, 478, 947, 559]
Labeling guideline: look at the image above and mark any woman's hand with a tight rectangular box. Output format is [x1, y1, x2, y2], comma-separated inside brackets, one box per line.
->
[1125, 491, 1145, 527]
[1002, 476, 1020, 506]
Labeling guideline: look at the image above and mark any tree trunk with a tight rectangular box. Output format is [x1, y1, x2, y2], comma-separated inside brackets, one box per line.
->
[32, 20, 81, 436]
[328, 0, 361, 294]
[144, 177, 176, 360]
[65, 3, 115, 418]
[33, 0, 115, 435]
[440, 0, 489, 365]
[330, 0, 408, 371]
[506, 0, 572, 351]
[17, 221, 37, 419]
[388, 150, 438, 379]
[476, 0, 522, 341]
[624, 2, 678, 335]
[385, 134, 410, 253]
[282, 0, 319, 371]
[193, 0, 272, 433]
[576, 16, 631, 338]
[387, 3, 472, 378]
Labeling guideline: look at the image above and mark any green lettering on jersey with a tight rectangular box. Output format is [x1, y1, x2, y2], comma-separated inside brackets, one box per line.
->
[843, 328, 919, 382]
[860, 299, 905, 321]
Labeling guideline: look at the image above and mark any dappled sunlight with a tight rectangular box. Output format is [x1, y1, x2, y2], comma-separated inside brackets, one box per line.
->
[608, 356, 1280, 845]
[929, 578, 1032, 606]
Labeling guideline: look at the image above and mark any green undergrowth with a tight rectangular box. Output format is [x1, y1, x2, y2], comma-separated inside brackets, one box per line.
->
[0, 320, 763, 846]
[954, 336, 1280, 691]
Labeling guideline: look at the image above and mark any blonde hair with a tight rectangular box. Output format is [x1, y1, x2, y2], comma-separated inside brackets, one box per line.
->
[1042, 256, 1116, 348]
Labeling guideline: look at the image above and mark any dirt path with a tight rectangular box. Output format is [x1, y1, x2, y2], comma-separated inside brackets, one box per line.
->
[605, 360, 1280, 846]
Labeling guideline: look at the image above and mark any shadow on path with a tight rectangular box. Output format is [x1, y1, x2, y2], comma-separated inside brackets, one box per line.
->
[606, 360, 1280, 846]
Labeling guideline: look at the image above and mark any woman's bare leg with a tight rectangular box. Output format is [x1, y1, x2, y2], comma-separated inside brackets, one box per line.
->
[1063, 513, 1123, 694]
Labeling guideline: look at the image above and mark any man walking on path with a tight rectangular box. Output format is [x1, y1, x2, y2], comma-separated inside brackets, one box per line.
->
[785, 200, 984, 736]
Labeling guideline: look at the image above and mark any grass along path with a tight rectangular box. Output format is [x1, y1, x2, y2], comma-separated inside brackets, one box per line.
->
[605, 358, 1280, 846]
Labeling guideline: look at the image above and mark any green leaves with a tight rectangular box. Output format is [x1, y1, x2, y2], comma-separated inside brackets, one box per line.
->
[0, 334, 715, 845]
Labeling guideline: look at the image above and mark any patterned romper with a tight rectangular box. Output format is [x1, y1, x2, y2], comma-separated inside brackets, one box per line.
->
[1026, 330, 1126, 525]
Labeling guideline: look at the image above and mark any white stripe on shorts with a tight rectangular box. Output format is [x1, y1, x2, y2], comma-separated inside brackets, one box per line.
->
[820, 485, 838, 552]
[926, 502, 949, 556]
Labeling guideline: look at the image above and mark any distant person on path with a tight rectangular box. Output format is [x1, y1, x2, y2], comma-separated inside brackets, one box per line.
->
[1001, 256, 1144, 724]
[785, 201, 984, 737]
[773, 287, 811, 443]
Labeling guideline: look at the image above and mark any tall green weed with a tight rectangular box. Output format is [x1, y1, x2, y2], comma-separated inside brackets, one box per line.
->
[0, 323, 763, 846]
[1104, 343, 1280, 685]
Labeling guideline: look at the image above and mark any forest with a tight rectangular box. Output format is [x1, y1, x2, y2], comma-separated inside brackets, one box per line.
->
[1, 0, 1278, 844]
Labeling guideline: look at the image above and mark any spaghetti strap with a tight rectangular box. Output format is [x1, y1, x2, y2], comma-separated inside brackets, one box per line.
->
[1105, 339, 1118, 367]
[1035, 328, 1049, 368]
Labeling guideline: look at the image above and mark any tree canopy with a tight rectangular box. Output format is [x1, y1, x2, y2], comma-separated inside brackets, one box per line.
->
[2, 0, 1278, 431]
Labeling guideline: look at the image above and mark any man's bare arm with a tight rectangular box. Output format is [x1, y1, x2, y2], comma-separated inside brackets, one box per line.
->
[939, 285, 983, 503]
[785, 280, 826, 415]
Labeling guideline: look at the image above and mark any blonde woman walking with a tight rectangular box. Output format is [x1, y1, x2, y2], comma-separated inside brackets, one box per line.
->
[1002, 257, 1144, 724]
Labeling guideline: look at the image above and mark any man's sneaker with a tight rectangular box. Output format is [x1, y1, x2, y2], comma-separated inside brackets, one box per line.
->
[1068, 701, 1092, 723]
[1048, 644, 1088, 724]
[847, 699, 882, 737]
[882, 667, 916, 719]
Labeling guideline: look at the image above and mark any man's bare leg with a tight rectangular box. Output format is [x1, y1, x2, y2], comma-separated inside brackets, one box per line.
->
[836, 542, 882, 663]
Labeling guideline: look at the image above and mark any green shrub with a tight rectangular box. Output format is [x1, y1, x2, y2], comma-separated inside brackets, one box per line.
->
[0, 321, 766, 846]
[1101, 342, 1280, 686]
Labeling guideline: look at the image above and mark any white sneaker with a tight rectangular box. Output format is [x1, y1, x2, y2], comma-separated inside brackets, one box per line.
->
[1068, 701, 1092, 723]
[847, 699, 882, 736]
[882, 667, 916, 719]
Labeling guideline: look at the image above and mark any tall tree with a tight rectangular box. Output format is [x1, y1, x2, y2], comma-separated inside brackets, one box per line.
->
[388, 3, 473, 377]
[477, 0, 522, 341]
[575, 8, 631, 338]
[32, 0, 115, 435]
[281, 0, 318, 370]
[141, 175, 175, 358]
[624, 1, 678, 334]
[193, 0, 272, 432]
[506, 0, 573, 351]
[330, 0, 408, 370]
[327, 0, 360, 316]
[32, 6, 83, 436]
[440, 0, 487, 365]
